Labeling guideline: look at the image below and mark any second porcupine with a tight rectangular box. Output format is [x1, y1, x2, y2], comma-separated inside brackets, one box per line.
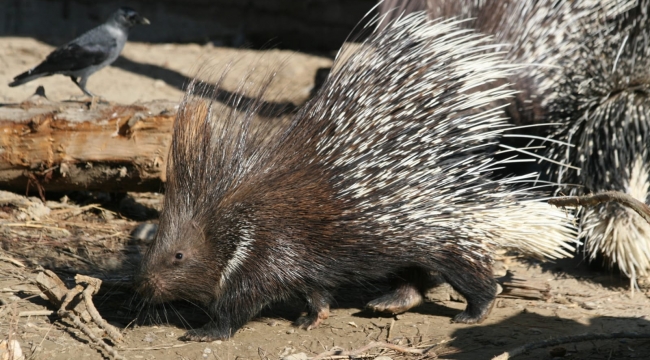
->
[550, 1, 650, 290]
[135, 14, 577, 341]
[379, 0, 650, 289]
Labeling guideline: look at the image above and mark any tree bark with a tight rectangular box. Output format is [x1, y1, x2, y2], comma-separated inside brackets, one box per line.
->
[0, 94, 176, 194]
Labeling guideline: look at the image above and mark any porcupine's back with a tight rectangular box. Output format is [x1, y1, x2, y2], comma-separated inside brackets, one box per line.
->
[294, 14, 577, 259]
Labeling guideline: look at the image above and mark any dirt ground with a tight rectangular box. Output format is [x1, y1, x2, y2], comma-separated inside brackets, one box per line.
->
[1, 38, 650, 360]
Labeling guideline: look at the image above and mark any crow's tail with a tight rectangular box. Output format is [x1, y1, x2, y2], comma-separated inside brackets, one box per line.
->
[9, 68, 48, 87]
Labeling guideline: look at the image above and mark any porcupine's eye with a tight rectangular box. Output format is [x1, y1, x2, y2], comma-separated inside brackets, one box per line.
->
[174, 252, 184, 261]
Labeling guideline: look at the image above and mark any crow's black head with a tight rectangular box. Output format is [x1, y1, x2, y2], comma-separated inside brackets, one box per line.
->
[113, 7, 150, 28]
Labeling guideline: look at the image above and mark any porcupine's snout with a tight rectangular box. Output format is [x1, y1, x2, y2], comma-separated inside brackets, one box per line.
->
[135, 270, 173, 303]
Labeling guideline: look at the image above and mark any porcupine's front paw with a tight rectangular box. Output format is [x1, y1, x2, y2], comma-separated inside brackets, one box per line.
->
[180, 323, 232, 342]
[294, 292, 330, 330]
[294, 305, 329, 330]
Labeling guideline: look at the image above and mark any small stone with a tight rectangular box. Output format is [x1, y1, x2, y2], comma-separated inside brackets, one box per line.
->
[203, 348, 212, 354]
[142, 332, 156, 343]
[211, 340, 222, 345]
[130, 223, 159, 243]
[267, 320, 278, 327]
[374, 357, 393, 360]
[549, 347, 566, 357]
[554, 296, 570, 305]
[286, 329, 295, 334]
[492, 339, 508, 346]
[279, 347, 295, 357]
[581, 301, 597, 310]
[0, 340, 25, 360]
[282, 353, 308, 360]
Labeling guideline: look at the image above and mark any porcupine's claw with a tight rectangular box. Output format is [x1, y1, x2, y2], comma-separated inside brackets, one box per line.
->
[181, 323, 231, 342]
[294, 291, 331, 330]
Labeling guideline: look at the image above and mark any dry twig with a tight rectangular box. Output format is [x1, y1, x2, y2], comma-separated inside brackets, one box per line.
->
[549, 191, 650, 225]
[0, 256, 25, 268]
[492, 332, 650, 360]
[119, 343, 192, 351]
[77, 275, 123, 342]
[310, 341, 437, 360]
[35, 271, 125, 359]
[18, 310, 53, 317]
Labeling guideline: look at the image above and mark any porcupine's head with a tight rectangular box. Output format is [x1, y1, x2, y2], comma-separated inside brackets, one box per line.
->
[135, 73, 292, 305]
[547, 1, 650, 284]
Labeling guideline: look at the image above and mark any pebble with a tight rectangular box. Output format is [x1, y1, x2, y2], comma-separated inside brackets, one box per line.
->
[282, 353, 307, 360]
[549, 347, 566, 357]
[0, 340, 24, 360]
[375, 357, 393, 360]
[130, 223, 159, 243]
[581, 301, 598, 310]
[142, 332, 156, 343]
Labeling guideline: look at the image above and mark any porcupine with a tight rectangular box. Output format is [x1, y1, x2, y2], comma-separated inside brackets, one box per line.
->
[378, 0, 650, 289]
[552, 1, 650, 290]
[135, 13, 577, 341]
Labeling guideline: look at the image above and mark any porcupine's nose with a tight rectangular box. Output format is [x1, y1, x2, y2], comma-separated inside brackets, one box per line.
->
[136, 272, 169, 302]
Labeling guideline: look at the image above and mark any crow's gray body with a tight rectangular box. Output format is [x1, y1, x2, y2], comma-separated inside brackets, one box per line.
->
[9, 7, 149, 97]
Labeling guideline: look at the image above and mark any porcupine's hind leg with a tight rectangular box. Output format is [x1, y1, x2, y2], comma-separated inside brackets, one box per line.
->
[294, 290, 332, 330]
[438, 256, 497, 324]
[366, 267, 433, 314]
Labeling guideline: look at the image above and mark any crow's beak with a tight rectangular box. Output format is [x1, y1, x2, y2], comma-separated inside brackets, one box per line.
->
[137, 16, 150, 25]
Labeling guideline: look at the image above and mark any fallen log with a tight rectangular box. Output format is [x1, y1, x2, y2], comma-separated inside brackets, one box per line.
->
[0, 87, 297, 194]
[0, 91, 176, 193]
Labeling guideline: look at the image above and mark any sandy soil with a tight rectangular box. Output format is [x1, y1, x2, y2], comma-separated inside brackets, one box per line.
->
[0, 37, 332, 105]
[1, 38, 650, 360]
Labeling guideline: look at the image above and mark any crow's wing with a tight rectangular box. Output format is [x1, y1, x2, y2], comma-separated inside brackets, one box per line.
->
[32, 38, 117, 75]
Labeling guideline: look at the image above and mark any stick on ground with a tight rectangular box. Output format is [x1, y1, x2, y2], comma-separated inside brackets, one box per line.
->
[35, 271, 125, 359]
[549, 191, 650, 225]
[310, 341, 437, 360]
[492, 332, 650, 360]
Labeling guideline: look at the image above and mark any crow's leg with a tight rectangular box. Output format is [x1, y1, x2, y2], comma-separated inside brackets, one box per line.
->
[71, 76, 95, 97]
